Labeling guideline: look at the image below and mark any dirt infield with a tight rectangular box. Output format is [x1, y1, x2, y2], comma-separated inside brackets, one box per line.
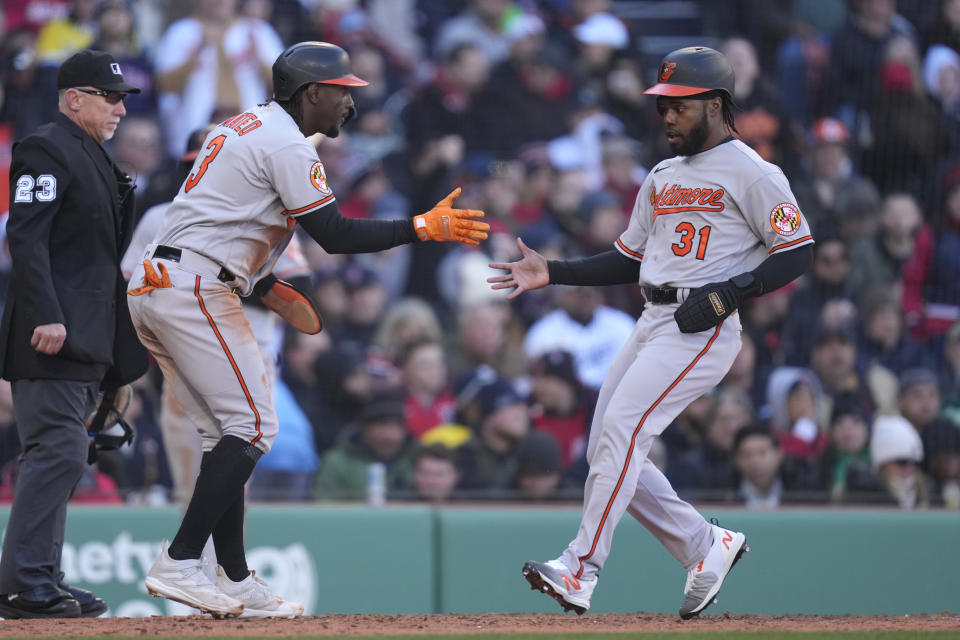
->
[0, 612, 958, 637]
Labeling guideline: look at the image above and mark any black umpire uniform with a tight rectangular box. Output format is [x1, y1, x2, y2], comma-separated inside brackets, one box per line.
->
[0, 51, 148, 618]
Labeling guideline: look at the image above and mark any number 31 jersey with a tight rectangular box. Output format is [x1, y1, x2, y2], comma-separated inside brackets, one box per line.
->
[154, 101, 336, 296]
[616, 138, 813, 289]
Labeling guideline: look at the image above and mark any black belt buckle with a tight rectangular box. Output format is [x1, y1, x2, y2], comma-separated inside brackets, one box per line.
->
[217, 267, 235, 283]
[646, 286, 678, 304]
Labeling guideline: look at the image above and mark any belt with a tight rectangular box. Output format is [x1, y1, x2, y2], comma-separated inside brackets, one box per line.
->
[642, 286, 683, 304]
[153, 245, 236, 284]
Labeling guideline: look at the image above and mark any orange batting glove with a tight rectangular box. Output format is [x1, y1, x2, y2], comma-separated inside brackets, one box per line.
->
[413, 187, 489, 245]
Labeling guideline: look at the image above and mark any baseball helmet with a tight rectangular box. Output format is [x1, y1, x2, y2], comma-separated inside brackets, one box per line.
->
[272, 41, 369, 102]
[643, 46, 734, 98]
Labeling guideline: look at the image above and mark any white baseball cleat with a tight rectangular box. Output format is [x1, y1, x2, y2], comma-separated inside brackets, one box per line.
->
[145, 540, 244, 618]
[215, 566, 305, 618]
[522, 559, 596, 615]
[678, 523, 749, 620]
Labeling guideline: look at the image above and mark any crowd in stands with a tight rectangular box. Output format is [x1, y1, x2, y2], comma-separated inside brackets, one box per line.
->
[1, 0, 959, 508]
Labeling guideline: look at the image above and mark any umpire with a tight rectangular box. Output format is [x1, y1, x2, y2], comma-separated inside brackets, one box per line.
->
[0, 50, 148, 618]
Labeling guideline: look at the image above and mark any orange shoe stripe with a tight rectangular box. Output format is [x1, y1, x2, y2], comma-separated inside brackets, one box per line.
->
[194, 276, 263, 446]
[575, 322, 724, 579]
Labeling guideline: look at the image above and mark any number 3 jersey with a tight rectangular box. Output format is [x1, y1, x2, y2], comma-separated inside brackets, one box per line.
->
[616, 138, 813, 288]
[153, 101, 336, 296]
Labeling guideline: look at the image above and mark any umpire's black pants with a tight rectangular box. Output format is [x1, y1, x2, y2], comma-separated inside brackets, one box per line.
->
[0, 379, 97, 595]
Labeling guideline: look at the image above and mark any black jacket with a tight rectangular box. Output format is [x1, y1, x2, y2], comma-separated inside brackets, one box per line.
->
[0, 113, 148, 385]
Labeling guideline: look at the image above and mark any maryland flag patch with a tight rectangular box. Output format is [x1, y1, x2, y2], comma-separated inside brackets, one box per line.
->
[310, 161, 331, 195]
[770, 202, 801, 236]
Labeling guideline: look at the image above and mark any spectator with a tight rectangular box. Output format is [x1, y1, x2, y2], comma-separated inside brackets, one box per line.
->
[660, 394, 712, 462]
[153, 0, 284, 157]
[451, 301, 513, 378]
[371, 296, 443, 364]
[570, 12, 647, 141]
[524, 284, 634, 390]
[512, 430, 564, 500]
[863, 34, 945, 200]
[921, 419, 960, 507]
[34, 0, 96, 65]
[820, 400, 884, 503]
[108, 116, 169, 217]
[732, 425, 817, 509]
[941, 322, 960, 420]
[333, 263, 390, 351]
[721, 37, 798, 169]
[790, 117, 881, 238]
[740, 281, 795, 397]
[457, 377, 531, 493]
[433, 0, 513, 65]
[408, 443, 460, 503]
[721, 332, 763, 409]
[924, 0, 960, 52]
[600, 137, 645, 220]
[248, 378, 319, 502]
[821, 0, 917, 145]
[577, 190, 627, 254]
[782, 236, 856, 366]
[313, 390, 417, 501]
[897, 367, 953, 439]
[472, 43, 581, 158]
[809, 328, 898, 420]
[528, 349, 596, 469]
[870, 414, 930, 508]
[856, 289, 936, 376]
[923, 44, 960, 125]
[765, 367, 828, 459]
[902, 163, 960, 340]
[669, 389, 754, 498]
[848, 193, 923, 295]
[405, 42, 489, 173]
[399, 338, 456, 438]
[90, 0, 155, 116]
[0, 29, 60, 140]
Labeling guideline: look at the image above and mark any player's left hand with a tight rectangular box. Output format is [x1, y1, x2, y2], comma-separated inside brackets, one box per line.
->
[488, 237, 549, 299]
[674, 280, 741, 333]
[413, 187, 489, 245]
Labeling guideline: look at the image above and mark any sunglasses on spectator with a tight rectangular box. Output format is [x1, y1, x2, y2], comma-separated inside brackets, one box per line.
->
[76, 88, 128, 105]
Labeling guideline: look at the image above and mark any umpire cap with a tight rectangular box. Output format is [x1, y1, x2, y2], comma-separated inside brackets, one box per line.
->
[272, 41, 368, 101]
[643, 46, 734, 98]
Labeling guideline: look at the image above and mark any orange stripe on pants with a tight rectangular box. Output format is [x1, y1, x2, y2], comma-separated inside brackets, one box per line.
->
[575, 322, 724, 578]
[193, 276, 263, 446]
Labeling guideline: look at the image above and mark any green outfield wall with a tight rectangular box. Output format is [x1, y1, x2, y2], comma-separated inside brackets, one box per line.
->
[0, 505, 955, 616]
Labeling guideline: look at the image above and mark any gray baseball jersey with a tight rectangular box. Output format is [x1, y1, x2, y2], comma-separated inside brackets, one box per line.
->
[615, 138, 813, 287]
[154, 102, 335, 296]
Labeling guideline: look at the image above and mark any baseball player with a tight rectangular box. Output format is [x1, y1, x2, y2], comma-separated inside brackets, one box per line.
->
[127, 41, 488, 618]
[489, 46, 814, 618]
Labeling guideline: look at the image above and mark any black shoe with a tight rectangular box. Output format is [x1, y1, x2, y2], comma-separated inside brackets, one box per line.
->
[0, 584, 81, 619]
[58, 582, 108, 618]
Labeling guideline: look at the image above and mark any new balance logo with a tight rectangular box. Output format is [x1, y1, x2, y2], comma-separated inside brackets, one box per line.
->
[696, 560, 704, 573]
[560, 574, 581, 591]
[722, 530, 733, 550]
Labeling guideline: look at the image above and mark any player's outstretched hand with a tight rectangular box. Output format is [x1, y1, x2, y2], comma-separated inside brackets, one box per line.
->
[488, 237, 549, 299]
[414, 187, 489, 245]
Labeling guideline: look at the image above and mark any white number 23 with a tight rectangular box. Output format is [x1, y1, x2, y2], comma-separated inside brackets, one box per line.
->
[14, 175, 57, 203]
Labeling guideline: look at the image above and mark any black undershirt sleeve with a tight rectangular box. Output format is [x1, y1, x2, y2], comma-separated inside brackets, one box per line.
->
[296, 200, 418, 254]
[747, 244, 813, 298]
[547, 249, 641, 286]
